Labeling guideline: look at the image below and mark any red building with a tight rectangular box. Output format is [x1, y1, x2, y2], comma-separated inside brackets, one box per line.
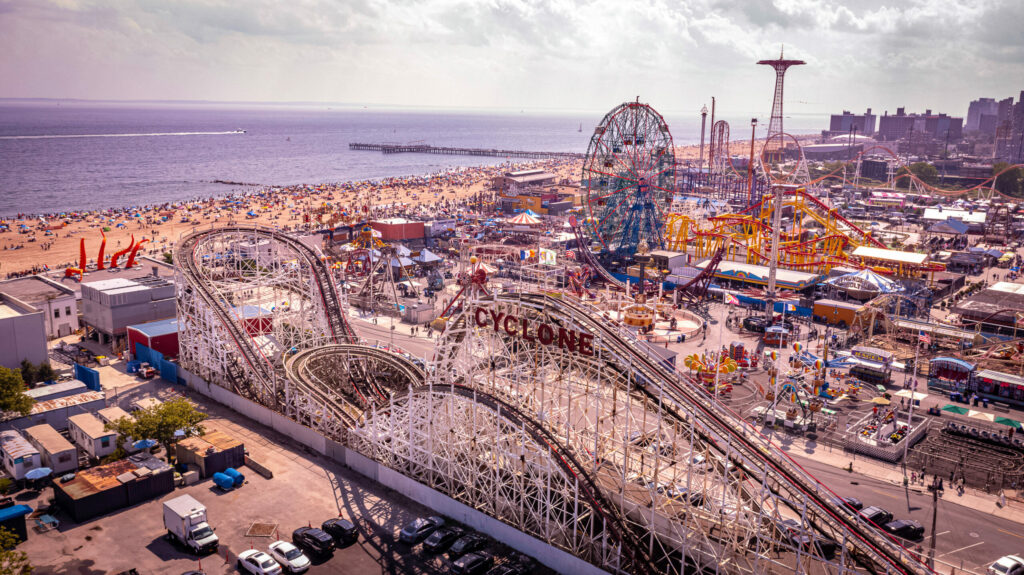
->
[370, 218, 424, 241]
[126, 318, 179, 359]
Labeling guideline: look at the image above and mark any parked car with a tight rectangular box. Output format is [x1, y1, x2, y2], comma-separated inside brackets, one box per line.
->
[322, 517, 358, 544]
[291, 527, 335, 557]
[883, 519, 925, 540]
[236, 550, 283, 575]
[451, 552, 495, 575]
[423, 525, 464, 553]
[267, 540, 310, 574]
[448, 532, 489, 558]
[859, 506, 893, 527]
[841, 497, 863, 511]
[989, 556, 1024, 575]
[399, 516, 445, 544]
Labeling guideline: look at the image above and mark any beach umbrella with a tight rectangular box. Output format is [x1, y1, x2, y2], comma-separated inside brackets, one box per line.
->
[132, 439, 157, 450]
[25, 467, 52, 480]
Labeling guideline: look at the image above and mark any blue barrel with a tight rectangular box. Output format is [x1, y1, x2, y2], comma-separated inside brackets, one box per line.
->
[212, 472, 234, 490]
[224, 467, 244, 487]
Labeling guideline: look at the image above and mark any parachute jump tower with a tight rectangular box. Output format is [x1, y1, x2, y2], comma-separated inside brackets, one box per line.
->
[758, 48, 805, 163]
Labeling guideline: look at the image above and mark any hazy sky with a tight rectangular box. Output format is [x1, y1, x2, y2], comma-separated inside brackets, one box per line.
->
[2, 0, 1022, 118]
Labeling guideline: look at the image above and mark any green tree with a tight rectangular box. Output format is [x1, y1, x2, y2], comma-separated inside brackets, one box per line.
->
[896, 162, 938, 188]
[0, 367, 33, 417]
[0, 526, 31, 573]
[162, 251, 173, 265]
[17, 361, 35, 386]
[993, 162, 1024, 197]
[104, 397, 207, 461]
[34, 363, 55, 384]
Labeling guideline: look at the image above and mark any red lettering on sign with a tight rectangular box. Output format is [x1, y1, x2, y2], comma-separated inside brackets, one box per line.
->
[579, 333, 595, 356]
[489, 309, 505, 332]
[472, 307, 593, 356]
[521, 317, 535, 342]
[538, 323, 554, 345]
[557, 327, 576, 353]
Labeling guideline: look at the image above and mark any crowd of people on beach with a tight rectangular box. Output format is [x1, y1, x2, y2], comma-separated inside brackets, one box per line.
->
[0, 158, 580, 279]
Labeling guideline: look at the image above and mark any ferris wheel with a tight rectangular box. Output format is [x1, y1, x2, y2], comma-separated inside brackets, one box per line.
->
[582, 100, 676, 258]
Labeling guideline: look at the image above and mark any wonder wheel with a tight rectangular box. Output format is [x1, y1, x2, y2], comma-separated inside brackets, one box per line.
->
[582, 100, 675, 258]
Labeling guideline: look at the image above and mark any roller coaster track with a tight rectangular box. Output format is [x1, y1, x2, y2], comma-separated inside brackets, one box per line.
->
[176, 226, 358, 397]
[377, 383, 656, 575]
[285, 344, 427, 428]
[490, 292, 932, 575]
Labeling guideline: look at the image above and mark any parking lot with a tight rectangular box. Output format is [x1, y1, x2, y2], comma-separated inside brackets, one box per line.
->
[22, 373, 546, 574]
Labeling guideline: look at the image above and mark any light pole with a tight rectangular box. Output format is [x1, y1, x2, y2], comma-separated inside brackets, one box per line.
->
[748, 118, 758, 199]
[698, 105, 709, 180]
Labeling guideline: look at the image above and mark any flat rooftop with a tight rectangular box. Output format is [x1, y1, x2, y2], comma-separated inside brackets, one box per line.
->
[851, 246, 928, 265]
[45, 256, 174, 298]
[0, 276, 70, 306]
[0, 303, 22, 320]
[31, 391, 106, 415]
[923, 207, 986, 224]
[697, 260, 823, 290]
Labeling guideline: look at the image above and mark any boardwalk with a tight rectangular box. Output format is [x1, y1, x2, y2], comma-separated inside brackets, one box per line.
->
[349, 142, 584, 160]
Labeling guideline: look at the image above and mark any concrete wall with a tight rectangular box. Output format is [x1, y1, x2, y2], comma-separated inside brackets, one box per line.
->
[181, 367, 608, 575]
[0, 295, 47, 369]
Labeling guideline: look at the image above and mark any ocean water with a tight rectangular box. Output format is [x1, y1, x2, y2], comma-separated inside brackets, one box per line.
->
[0, 101, 825, 216]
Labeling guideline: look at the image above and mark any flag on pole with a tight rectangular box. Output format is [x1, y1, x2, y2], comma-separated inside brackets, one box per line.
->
[724, 293, 740, 305]
[918, 331, 931, 345]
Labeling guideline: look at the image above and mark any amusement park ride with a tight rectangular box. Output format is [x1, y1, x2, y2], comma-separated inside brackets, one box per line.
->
[154, 83, 1024, 575]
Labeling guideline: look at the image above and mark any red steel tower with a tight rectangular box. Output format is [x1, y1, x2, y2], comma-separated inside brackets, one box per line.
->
[758, 48, 805, 162]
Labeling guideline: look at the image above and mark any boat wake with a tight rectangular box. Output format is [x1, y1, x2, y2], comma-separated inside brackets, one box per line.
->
[0, 130, 246, 140]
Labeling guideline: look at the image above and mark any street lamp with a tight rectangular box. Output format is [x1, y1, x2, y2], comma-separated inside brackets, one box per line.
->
[698, 105, 709, 178]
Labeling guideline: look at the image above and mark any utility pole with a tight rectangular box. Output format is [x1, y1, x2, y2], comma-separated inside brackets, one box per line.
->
[765, 184, 794, 321]
[698, 105, 709, 181]
[748, 118, 759, 200]
[708, 97, 716, 171]
[929, 475, 940, 568]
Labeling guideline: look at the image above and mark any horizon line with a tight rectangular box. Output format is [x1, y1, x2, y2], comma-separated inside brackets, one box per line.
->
[0, 96, 830, 119]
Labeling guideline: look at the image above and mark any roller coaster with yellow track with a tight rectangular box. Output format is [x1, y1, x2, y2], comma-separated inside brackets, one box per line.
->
[664, 186, 945, 278]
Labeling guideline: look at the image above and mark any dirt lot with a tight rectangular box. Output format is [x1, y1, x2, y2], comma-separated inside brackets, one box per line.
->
[21, 377, 535, 574]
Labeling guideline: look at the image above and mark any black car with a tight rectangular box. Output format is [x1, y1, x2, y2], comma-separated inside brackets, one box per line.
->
[292, 527, 335, 557]
[841, 497, 863, 511]
[449, 532, 489, 558]
[452, 552, 495, 575]
[883, 519, 925, 540]
[423, 525, 464, 553]
[859, 506, 893, 527]
[322, 517, 358, 544]
[399, 515, 445, 544]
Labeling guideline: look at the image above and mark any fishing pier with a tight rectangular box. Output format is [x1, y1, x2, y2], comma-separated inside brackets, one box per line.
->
[349, 143, 583, 160]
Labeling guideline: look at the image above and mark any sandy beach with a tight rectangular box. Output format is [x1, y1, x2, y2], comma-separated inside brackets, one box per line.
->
[0, 139, 754, 277]
[1, 158, 584, 277]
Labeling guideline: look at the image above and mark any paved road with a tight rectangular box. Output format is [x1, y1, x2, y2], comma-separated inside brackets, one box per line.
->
[790, 454, 1024, 573]
[350, 316, 437, 359]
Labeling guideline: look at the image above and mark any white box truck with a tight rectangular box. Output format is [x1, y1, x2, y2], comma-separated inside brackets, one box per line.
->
[163, 494, 219, 554]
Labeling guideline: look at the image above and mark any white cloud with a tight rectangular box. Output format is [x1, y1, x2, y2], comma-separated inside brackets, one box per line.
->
[0, 0, 1020, 117]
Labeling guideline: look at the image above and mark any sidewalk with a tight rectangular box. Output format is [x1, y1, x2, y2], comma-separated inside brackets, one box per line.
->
[774, 429, 1024, 525]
